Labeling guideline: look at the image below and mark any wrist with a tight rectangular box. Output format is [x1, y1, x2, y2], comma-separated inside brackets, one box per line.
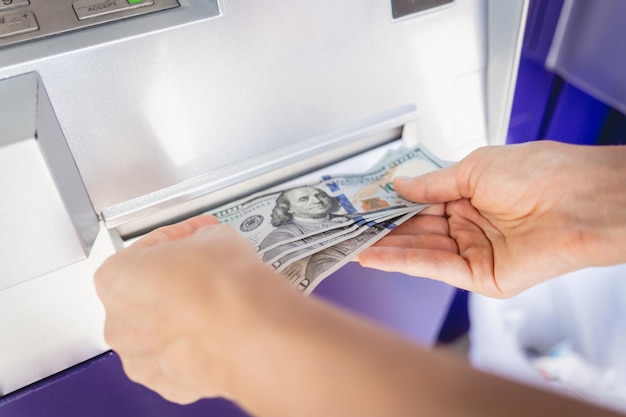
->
[569, 144, 626, 268]
[207, 260, 304, 401]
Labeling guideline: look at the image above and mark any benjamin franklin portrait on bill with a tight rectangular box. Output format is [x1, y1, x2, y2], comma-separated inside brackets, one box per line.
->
[258, 186, 351, 264]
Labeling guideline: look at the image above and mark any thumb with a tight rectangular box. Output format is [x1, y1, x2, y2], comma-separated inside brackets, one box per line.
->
[393, 163, 466, 204]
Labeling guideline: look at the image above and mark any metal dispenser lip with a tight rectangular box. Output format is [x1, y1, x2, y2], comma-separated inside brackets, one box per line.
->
[103, 105, 417, 238]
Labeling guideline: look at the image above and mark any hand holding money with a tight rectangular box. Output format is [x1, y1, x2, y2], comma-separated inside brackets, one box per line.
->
[96, 141, 626, 416]
[209, 145, 447, 293]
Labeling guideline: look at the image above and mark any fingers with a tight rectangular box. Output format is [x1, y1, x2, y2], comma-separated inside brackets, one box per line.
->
[445, 200, 498, 293]
[394, 164, 466, 204]
[119, 354, 162, 386]
[419, 204, 446, 216]
[374, 234, 458, 253]
[368, 214, 450, 250]
[360, 199, 504, 296]
[191, 222, 261, 259]
[359, 213, 459, 276]
[359, 213, 464, 284]
[393, 146, 493, 205]
[360, 212, 453, 264]
[385, 213, 449, 237]
[131, 215, 220, 249]
[358, 246, 472, 289]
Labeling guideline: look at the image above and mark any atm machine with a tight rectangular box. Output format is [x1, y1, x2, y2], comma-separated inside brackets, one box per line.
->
[0, 0, 527, 414]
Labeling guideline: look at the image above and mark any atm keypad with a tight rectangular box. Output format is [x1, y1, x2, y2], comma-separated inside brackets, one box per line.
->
[0, 10, 38, 39]
[0, 0, 29, 11]
[0, 0, 178, 47]
[73, 0, 155, 21]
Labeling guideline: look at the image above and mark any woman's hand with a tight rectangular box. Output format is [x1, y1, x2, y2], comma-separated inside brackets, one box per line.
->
[359, 141, 626, 298]
[94, 214, 293, 404]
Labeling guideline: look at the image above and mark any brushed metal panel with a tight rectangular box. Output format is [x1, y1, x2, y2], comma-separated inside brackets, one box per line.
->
[0, 73, 98, 290]
[1, 0, 503, 216]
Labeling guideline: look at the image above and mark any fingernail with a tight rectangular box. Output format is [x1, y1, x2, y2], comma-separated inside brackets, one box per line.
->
[394, 176, 411, 182]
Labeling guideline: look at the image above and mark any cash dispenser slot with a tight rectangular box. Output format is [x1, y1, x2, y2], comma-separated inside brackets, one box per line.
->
[0, 73, 99, 292]
[102, 105, 418, 240]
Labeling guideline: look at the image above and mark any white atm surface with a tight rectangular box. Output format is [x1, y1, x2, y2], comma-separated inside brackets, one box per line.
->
[0, 0, 527, 398]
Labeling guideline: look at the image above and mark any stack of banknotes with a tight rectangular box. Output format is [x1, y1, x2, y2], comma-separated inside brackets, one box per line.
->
[208, 145, 447, 294]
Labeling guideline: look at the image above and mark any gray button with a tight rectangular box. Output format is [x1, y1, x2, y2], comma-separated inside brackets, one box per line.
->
[73, 0, 154, 21]
[0, 11, 38, 39]
[0, 0, 30, 12]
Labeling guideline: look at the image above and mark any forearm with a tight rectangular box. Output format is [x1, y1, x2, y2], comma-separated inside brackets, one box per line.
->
[228, 282, 433, 417]
[223, 269, 623, 417]
[567, 143, 626, 268]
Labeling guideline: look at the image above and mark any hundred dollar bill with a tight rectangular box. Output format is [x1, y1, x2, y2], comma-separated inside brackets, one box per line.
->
[207, 144, 447, 292]
[264, 211, 408, 270]
[267, 146, 448, 291]
[368, 146, 408, 172]
[270, 210, 412, 272]
[260, 205, 417, 265]
[261, 222, 363, 266]
[267, 223, 374, 270]
[280, 211, 417, 294]
[317, 146, 445, 215]
[367, 147, 397, 172]
[209, 145, 442, 250]
[257, 205, 414, 257]
[210, 190, 405, 252]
